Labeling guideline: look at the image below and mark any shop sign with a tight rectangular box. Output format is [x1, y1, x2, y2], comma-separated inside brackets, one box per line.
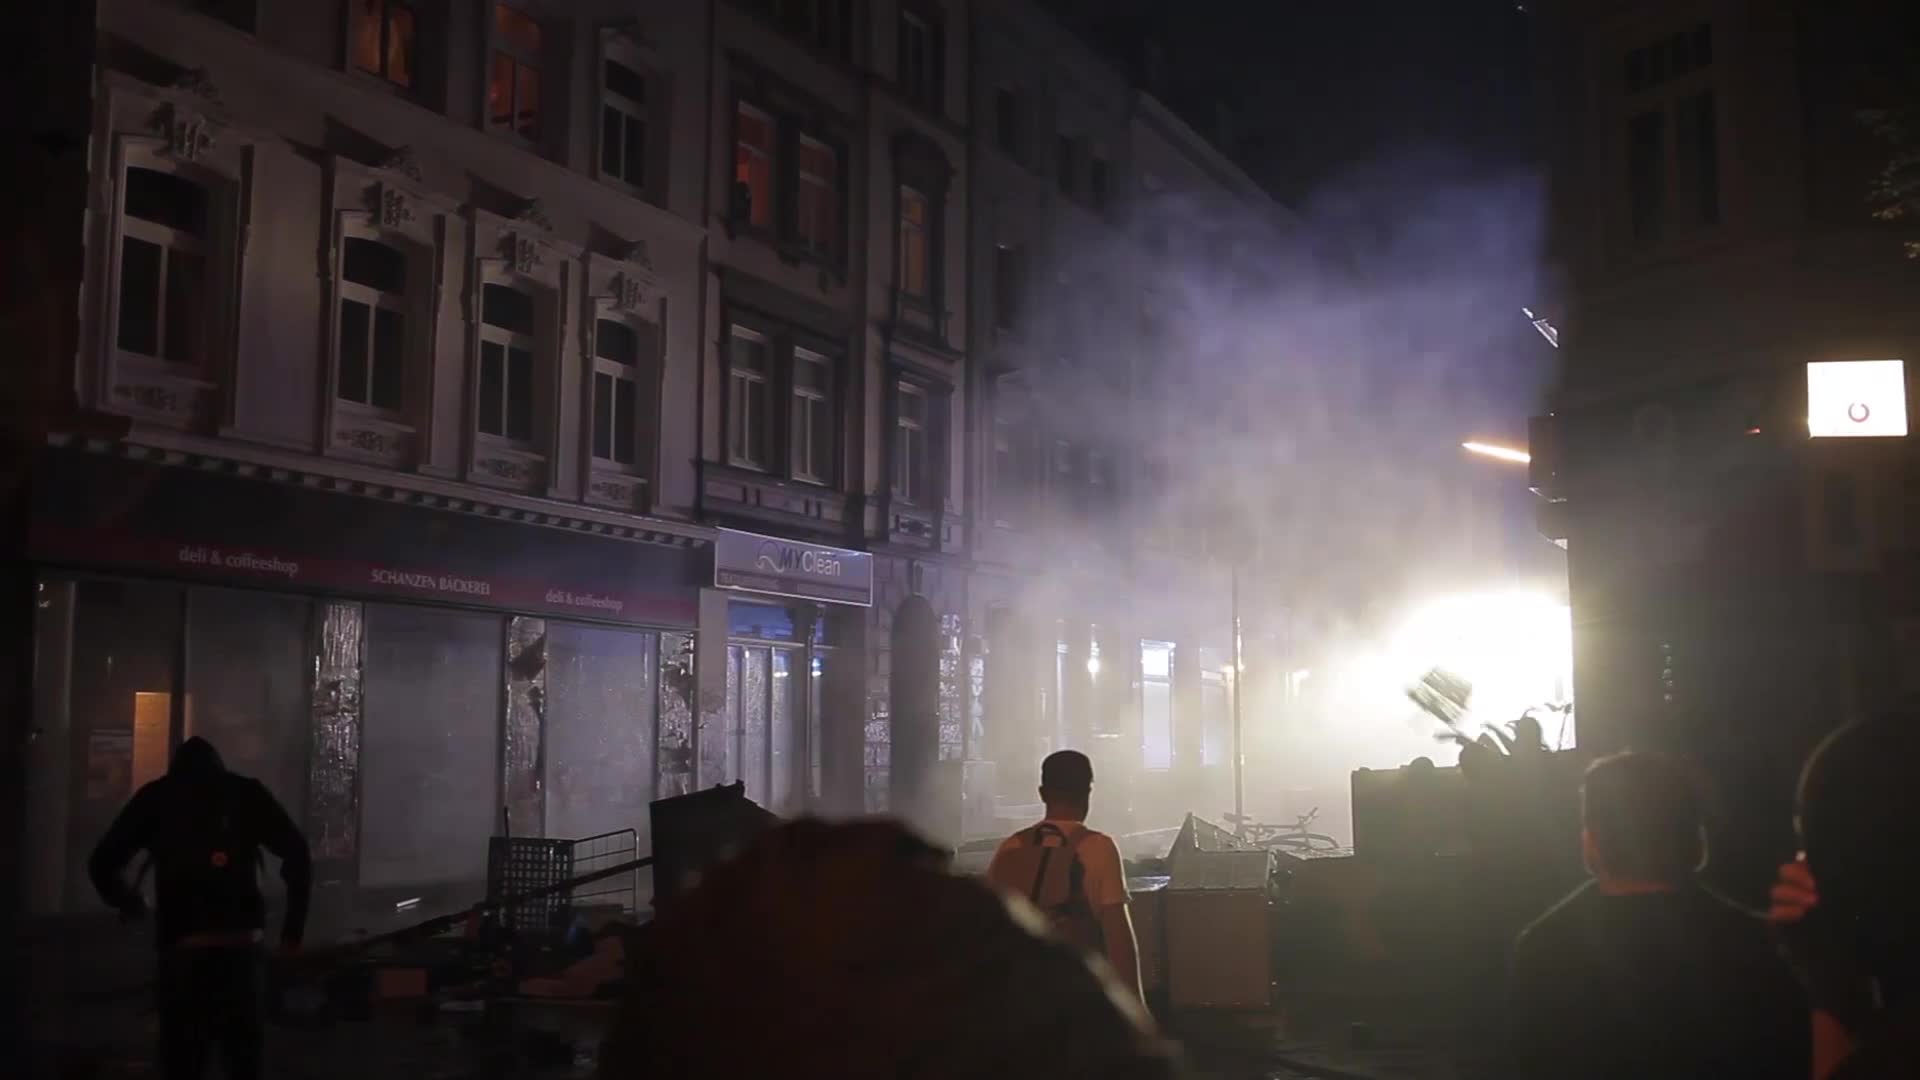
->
[29, 450, 703, 626]
[713, 527, 873, 607]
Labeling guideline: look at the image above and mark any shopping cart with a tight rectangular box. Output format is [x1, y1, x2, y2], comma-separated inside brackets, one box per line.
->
[567, 829, 641, 922]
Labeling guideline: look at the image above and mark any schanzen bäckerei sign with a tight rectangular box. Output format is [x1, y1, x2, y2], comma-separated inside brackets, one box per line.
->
[712, 527, 873, 607]
[29, 450, 702, 626]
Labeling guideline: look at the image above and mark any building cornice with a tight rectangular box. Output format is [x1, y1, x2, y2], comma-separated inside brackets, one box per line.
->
[48, 430, 712, 550]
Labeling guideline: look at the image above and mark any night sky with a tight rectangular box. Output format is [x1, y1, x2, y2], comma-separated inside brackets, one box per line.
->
[1045, 0, 1539, 203]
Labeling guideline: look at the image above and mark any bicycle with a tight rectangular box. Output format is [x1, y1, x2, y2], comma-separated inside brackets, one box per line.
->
[1223, 807, 1344, 855]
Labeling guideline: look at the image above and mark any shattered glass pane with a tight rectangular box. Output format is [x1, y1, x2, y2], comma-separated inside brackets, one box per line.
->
[707, 645, 739, 790]
[502, 616, 547, 838]
[771, 650, 796, 814]
[309, 601, 364, 863]
[938, 613, 964, 762]
[865, 693, 890, 814]
[968, 653, 986, 759]
[657, 633, 695, 798]
[741, 647, 769, 803]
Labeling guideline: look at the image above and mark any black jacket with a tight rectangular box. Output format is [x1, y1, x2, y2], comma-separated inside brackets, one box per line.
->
[1507, 880, 1809, 1080]
[89, 737, 312, 948]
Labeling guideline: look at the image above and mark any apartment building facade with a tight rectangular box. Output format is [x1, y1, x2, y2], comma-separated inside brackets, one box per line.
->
[7, 0, 1289, 952]
[1533, 0, 1920, 893]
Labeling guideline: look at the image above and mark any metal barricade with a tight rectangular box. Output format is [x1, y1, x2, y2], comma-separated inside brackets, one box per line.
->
[567, 829, 640, 920]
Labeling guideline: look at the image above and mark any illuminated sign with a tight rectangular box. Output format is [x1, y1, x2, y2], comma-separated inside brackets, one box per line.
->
[1808, 360, 1908, 438]
[714, 527, 873, 606]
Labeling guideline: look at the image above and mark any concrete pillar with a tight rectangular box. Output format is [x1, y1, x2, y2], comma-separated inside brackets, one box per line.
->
[694, 588, 730, 789]
[820, 604, 867, 816]
[889, 594, 941, 827]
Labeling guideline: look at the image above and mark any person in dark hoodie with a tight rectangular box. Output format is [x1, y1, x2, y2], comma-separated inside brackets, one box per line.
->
[1770, 714, 1920, 1079]
[89, 736, 311, 1080]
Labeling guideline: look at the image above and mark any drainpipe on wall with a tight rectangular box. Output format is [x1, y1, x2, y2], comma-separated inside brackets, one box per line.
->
[693, 0, 718, 522]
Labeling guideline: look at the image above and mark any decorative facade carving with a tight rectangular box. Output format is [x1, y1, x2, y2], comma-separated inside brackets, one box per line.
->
[512, 198, 554, 230]
[505, 234, 542, 274]
[611, 272, 644, 311]
[114, 382, 185, 414]
[619, 239, 652, 270]
[170, 68, 222, 104]
[152, 104, 215, 163]
[376, 145, 424, 183]
[379, 185, 413, 229]
[588, 477, 637, 505]
[476, 457, 533, 483]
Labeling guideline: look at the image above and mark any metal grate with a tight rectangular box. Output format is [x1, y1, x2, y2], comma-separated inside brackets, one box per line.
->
[486, 836, 574, 934]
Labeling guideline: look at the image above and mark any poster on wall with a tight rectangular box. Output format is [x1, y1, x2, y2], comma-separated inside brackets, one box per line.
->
[85, 730, 134, 802]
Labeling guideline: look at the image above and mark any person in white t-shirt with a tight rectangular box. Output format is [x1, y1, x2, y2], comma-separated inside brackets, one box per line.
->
[987, 750, 1143, 1003]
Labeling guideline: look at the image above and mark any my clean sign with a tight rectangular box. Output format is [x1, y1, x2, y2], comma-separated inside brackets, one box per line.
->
[713, 527, 874, 607]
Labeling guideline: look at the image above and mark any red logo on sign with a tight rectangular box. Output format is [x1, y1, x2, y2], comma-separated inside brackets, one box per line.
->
[210, 851, 229, 869]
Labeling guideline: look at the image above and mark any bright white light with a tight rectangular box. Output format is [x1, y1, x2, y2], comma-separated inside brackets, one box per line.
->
[1808, 360, 1907, 438]
[1462, 441, 1531, 464]
[1086, 656, 1102, 676]
[1384, 589, 1572, 743]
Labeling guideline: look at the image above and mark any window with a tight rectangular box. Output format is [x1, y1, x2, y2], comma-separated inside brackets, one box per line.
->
[592, 318, 654, 468]
[1142, 641, 1174, 770]
[353, 0, 416, 89]
[1621, 23, 1718, 246]
[1628, 110, 1666, 242]
[1623, 24, 1712, 94]
[898, 186, 930, 298]
[994, 87, 1021, 158]
[117, 166, 212, 368]
[892, 381, 931, 503]
[600, 55, 648, 190]
[775, 0, 849, 58]
[734, 102, 775, 230]
[478, 283, 537, 442]
[488, 3, 542, 142]
[797, 136, 838, 257]
[1053, 440, 1075, 493]
[1674, 92, 1719, 228]
[727, 326, 772, 469]
[1086, 448, 1111, 503]
[898, 10, 935, 108]
[992, 387, 1034, 519]
[790, 348, 833, 484]
[1089, 155, 1110, 213]
[190, 0, 256, 31]
[993, 244, 1022, 332]
[1056, 134, 1075, 198]
[336, 236, 409, 411]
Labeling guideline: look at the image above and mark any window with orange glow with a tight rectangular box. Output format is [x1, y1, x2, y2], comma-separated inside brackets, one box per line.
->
[898, 186, 928, 297]
[353, 0, 416, 89]
[489, 4, 543, 142]
[796, 136, 838, 256]
[734, 103, 775, 229]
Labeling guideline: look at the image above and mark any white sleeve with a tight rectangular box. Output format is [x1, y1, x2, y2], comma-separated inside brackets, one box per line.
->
[1083, 835, 1130, 909]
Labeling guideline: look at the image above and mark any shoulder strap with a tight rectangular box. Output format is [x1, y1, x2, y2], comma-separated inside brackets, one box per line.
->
[1024, 824, 1068, 904]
